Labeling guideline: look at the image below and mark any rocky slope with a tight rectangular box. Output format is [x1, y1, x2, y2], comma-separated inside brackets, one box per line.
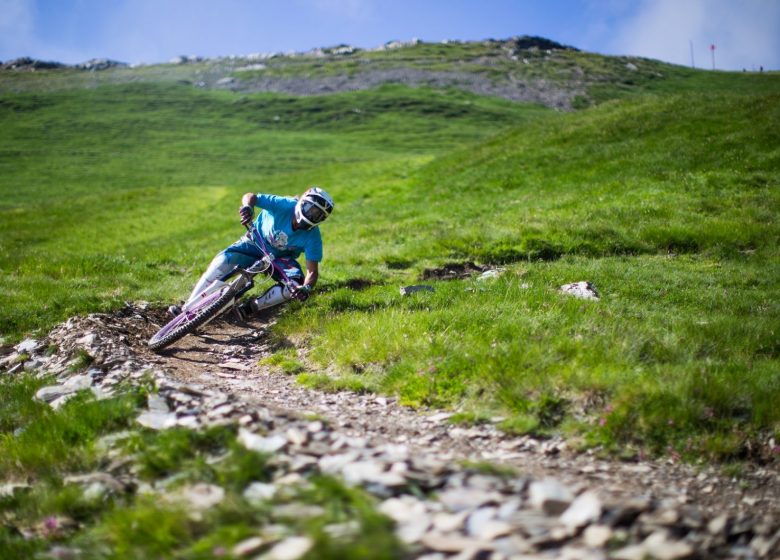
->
[0, 36, 665, 110]
[2, 304, 778, 558]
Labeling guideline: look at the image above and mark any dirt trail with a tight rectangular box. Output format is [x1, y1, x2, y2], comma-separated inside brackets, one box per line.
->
[134, 309, 780, 521]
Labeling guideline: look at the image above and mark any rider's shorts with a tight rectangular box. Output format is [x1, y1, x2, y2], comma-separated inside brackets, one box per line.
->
[222, 238, 304, 282]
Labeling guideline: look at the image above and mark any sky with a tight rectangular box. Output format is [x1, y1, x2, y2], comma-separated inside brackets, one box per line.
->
[1, 0, 778, 71]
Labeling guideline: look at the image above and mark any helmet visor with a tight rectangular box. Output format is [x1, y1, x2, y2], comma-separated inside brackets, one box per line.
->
[301, 197, 331, 224]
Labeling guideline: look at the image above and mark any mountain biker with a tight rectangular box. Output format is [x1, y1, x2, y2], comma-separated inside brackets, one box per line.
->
[169, 187, 334, 319]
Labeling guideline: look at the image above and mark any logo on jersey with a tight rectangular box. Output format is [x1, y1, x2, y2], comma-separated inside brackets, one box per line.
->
[270, 231, 288, 250]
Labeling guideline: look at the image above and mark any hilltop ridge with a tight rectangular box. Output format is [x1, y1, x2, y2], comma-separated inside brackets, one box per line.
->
[0, 35, 723, 110]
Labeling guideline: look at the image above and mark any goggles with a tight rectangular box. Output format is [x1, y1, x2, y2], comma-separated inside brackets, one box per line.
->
[301, 196, 332, 224]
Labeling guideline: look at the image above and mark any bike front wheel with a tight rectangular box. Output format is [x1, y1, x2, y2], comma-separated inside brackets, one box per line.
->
[148, 283, 237, 351]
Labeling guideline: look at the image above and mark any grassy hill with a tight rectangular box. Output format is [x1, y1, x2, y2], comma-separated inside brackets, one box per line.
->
[1, 39, 779, 460]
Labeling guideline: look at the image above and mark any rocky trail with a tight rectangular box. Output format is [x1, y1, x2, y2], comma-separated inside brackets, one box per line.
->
[3, 303, 779, 559]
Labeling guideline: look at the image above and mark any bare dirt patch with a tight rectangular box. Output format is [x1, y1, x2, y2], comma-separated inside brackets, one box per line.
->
[127, 305, 780, 521]
[421, 261, 489, 281]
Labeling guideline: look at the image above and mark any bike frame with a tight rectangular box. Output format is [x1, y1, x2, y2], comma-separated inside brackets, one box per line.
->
[233, 223, 298, 289]
[151, 225, 298, 341]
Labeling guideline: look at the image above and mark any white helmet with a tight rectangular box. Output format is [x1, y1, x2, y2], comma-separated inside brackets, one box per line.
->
[295, 187, 334, 229]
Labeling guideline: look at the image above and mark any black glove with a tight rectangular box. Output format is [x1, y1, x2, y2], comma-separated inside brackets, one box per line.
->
[239, 205, 254, 225]
[291, 284, 311, 302]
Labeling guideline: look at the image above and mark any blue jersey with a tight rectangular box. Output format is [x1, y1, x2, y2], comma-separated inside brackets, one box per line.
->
[253, 194, 323, 262]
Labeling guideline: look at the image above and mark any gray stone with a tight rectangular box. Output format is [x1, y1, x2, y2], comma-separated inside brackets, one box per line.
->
[260, 536, 313, 560]
[15, 338, 39, 353]
[289, 454, 318, 473]
[560, 491, 602, 528]
[23, 358, 44, 371]
[432, 511, 467, 533]
[62, 374, 92, 392]
[176, 416, 200, 429]
[420, 532, 493, 553]
[342, 460, 385, 485]
[470, 519, 512, 541]
[400, 285, 435, 296]
[306, 420, 324, 433]
[146, 393, 169, 413]
[90, 385, 115, 400]
[602, 497, 650, 527]
[611, 544, 648, 560]
[397, 514, 432, 544]
[50, 393, 79, 409]
[466, 507, 497, 536]
[285, 427, 308, 446]
[529, 478, 574, 515]
[238, 428, 287, 453]
[559, 281, 599, 301]
[751, 534, 779, 557]
[273, 503, 325, 519]
[707, 513, 729, 535]
[323, 520, 360, 540]
[583, 524, 613, 548]
[0, 482, 31, 497]
[427, 412, 453, 423]
[476, 269, 504, 281]
[318, 452, 360, 474]
[379, 496, 428, 524]
[64, 472, 124, 495]
[243, 482, 277, 504]
[505, 509, 560, 539]
[231, 536, 265, 557]
[177, 483, 225, 511]
[642, 531, 694, 560]
[136, 410, 177, 430]
[36, 385, 67, 402]
[437, 488, 503, 512]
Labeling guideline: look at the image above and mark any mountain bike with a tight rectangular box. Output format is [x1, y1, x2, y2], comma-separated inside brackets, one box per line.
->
[148, 224, 297, 351]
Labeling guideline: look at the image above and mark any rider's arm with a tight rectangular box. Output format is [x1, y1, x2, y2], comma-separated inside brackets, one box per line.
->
[303, 260, 319, 290]
[242, 193, 257, 207]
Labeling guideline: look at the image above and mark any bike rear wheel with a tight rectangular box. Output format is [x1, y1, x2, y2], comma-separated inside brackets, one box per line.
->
[148, 283, 237, 351]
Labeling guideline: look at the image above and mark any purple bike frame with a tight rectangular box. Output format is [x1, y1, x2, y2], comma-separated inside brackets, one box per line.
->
[241, 223, 299, 290]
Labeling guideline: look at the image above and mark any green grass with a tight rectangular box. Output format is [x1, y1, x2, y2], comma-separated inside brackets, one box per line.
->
[0, 375, 144, 479]
[260, 348, 307, 375]
[2, 52, 780, 462]
[0, 375, 402, 559]
[277, 90, 780, 460]
[0, 82, 544, 336]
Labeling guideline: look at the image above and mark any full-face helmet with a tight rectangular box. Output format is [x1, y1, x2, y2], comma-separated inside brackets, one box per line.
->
[295, 187, 334, 229]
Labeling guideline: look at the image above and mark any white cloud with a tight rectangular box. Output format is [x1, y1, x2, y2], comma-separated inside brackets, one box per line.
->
[610, 0, 780, 70]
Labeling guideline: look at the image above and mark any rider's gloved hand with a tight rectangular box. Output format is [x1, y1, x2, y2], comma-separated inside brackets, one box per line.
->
[239, 205, 254, 225]
[291, 284, 311, 302]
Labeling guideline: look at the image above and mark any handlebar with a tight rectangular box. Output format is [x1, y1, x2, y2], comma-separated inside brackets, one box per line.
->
[243, 223, 298, 290]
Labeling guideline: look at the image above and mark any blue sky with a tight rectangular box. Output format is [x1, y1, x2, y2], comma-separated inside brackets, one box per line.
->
[1, 0, 778, 71]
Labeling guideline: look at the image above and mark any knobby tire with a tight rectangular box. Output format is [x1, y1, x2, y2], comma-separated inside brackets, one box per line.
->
[148, 288, 236, 351]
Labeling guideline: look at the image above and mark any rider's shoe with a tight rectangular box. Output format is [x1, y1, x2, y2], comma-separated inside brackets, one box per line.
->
[234, 301, 253, 322]
[167, 304, 182, 317]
